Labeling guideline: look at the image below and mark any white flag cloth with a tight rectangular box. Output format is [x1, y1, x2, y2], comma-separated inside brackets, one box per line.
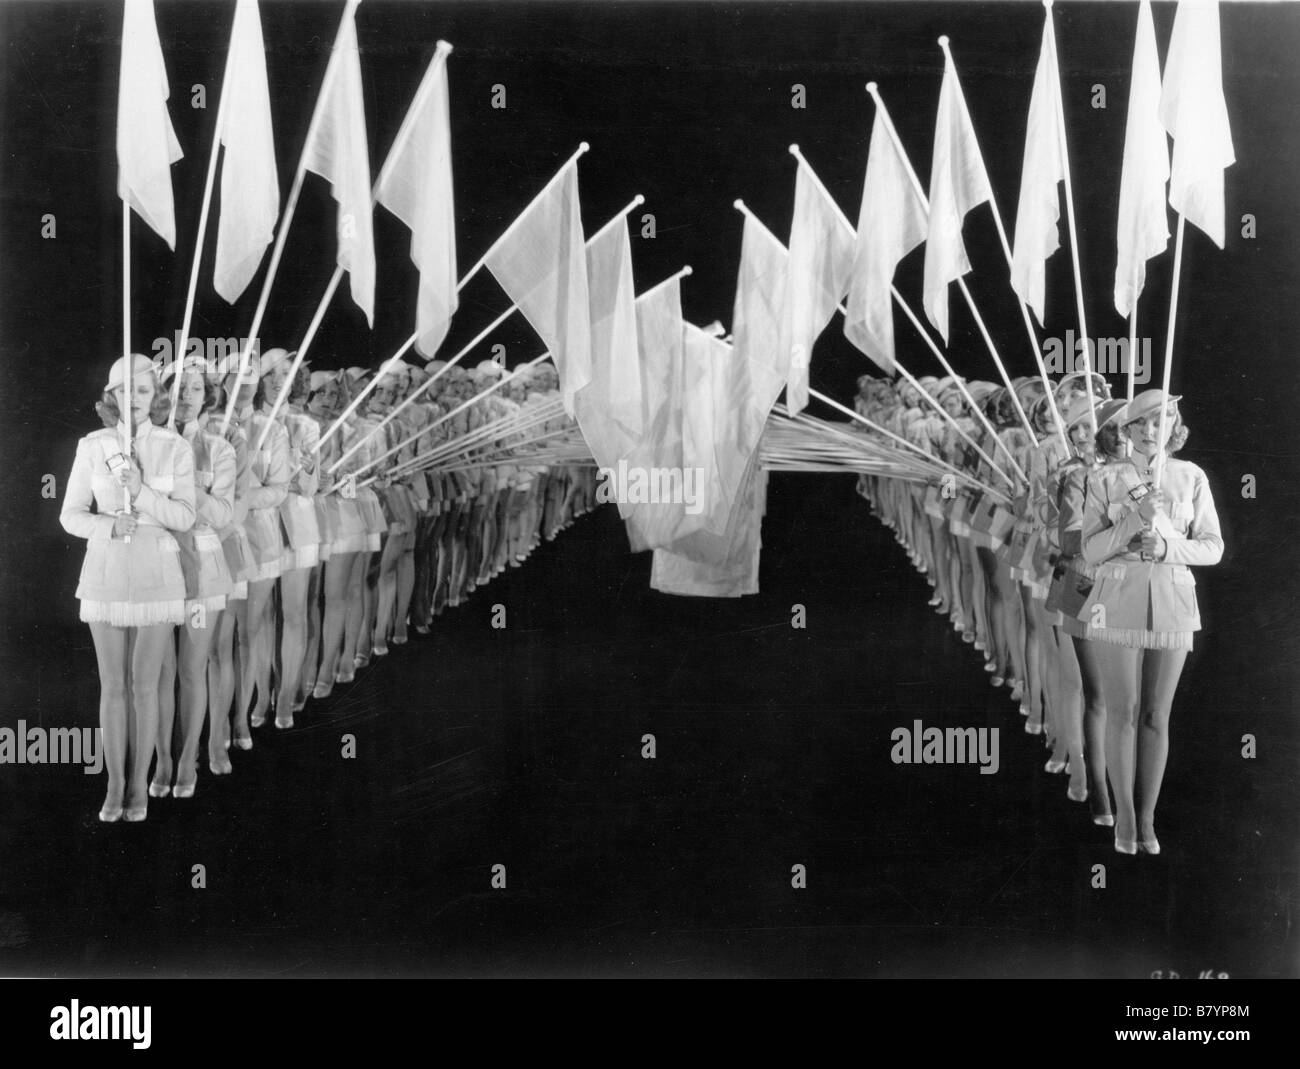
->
[302, 9, 376, 323]
[730, 214, 789, 495]
[923, 55, 993, 343]
[1159, 0, 1235, 248]
[484, 161, 592, 416]
[214, 0, 279, 304]
[780, 162, 855, 414]
[1010, 16, 1066, 327]
[375, 48, 458, 356]
[1114, 0, 1170, 317]
[117, 0, 183, 249]
[575, 217, 641, 475]
[843, 111, 927, 374]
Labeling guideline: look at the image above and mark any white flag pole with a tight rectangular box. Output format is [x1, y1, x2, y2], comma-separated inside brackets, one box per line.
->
[220, 0, 362, 435]
[168, 2, 240, 429]
[122, 202, 133, 528]
[258, 40, 455, 452]
[923, 46, 1073, 452]
[1153, 214, 1185, 489]
[1127, 307, 1138, 402]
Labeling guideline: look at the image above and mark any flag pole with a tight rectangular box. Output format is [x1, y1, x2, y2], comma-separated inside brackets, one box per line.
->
[122, 202, 133, 526]
[734, 196, 1017, 488]
[220, 0, 362, 435]
[1127, 307, 1138, 401]
[340, 195, 648, 481]
[1041, 0, 1098, 433]
[923, 47, 1072, 452]
[258, 40, 455, 452]
[1153, 213, 1185, 488]
[168, 3, 240, 429]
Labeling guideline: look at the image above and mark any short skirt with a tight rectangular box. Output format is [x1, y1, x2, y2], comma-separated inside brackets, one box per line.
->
[177, 527, 234, 601]
[324, 495, 360, 556]
[378, 483, 418, 537]
[219, 524, 254, 585]
[243, 506, 284, 581]
[313, 495, 336, 562]
[279, 494, 321, 571]
[77, 525, 187, 627]
[1078, 559, 1200, 650]
[356, 487, 388, 537]
[948, 492, 972, 538]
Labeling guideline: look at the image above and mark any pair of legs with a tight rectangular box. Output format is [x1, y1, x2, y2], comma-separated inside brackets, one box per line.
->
[207, 601, 242, 773]
[88, 621, 173, 818]
[372, 531, 404, 656]
[1018, 586, 1047, 725]
[316, 550, 365, 696]
[1093, 643, 1189, 848]
[154, 609, 221, 795]
[1048, 624, 1087, 798]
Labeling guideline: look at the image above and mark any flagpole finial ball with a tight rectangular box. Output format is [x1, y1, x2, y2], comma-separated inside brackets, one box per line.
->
[633, 194, 645, 206]
[436, 40, 453, 55]
[788, 144, 800, 157]
[938, 35, 949, 47]
[733, 199, 745, 211]
[578, 141, 590, 154]
[682, 266, 693, 277]
[866, 81, 878, 93]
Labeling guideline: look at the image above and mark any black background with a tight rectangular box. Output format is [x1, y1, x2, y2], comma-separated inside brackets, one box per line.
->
[0, 0, 1297, 981]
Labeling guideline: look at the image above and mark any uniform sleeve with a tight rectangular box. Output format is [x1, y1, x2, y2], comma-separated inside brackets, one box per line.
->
[244, 421, 290, 510]
[1160, 467, 1224, 567]
[60, 437, 117, 541]
[198, 437, 236, 529]
[1058, 466, 1088, 558]
[135, 436, 196, 531]
[1080, 470, 1144, 565]
[294, 417, 321, 499]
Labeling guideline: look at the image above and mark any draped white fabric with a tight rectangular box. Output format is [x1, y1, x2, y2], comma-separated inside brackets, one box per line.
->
[214, 0, 279, 305]
[116, 0, 183, 249]
[375, 49, 458, 356]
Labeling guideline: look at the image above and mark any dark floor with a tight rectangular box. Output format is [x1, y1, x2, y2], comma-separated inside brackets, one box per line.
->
[0, 473, 1296, 978]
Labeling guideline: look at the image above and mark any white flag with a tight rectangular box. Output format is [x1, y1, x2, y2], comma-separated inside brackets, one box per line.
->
[844, 111, 927, 374]
[1114, 0, 1170, 317]
[1159, 0, 1235, 248]
[923, 55, 992, 342]
[484, 160, 592, 416]
[576, 217, 641, 473]
[214, 0, 279, 304]
[116, 0, 183, 249]
[780, 161, 855, 414]
[302, 7, 376, 323]
[1010, 15, 1066, 327]
[375, 45, 458, 356]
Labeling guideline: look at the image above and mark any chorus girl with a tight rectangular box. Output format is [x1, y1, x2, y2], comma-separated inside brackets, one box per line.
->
[1079, 390, 1223, 855]
[61, 354, 196, 822]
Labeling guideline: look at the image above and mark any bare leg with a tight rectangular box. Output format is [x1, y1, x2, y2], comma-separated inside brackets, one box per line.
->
[151, 632, 178, 795]
[237, 579, 274, 740]
[1136, 648, 1189, 846]
[176, 608, 218, 793]
[88, 623, 129, 817]
[341, 551, 369, 678]
[316, 552, 357, 697]
[125, 624, 174, 817]
[1097, 643, 1142, 848]
[300, 563, 323, 705]
[373, 534, 402, 656]
[1075, 637, 1111, 821]
[207, 607, 238, 773]
[394, 536, 416, 643]
[277, 568, 310, 728]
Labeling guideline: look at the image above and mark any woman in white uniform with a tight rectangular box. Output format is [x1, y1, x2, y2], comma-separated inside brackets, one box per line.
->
[1079, 390, 1223, 854]
[61, 354, 196, 822]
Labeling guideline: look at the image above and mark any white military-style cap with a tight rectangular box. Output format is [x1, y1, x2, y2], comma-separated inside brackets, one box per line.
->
[1121, 389, 1180, 425]
[105, 353, 158, 391]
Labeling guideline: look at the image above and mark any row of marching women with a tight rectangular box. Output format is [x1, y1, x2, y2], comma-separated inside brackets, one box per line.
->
[60, 350, 595, 824]
[853, 371, 1223, 856]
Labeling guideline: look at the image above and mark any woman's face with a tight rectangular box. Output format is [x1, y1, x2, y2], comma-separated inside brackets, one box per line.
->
[114, 373, 156, 427]
[370, 378, 396, 412]
[309, 378, 340, 417]
[225, 372, 258, 408]
[263, 361, 291, 403]
[1124, 406, 1176, 456]
[1068, 419, 1093, 449]
[941, 394, 963, 418]
[175, 371, 207, 425]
